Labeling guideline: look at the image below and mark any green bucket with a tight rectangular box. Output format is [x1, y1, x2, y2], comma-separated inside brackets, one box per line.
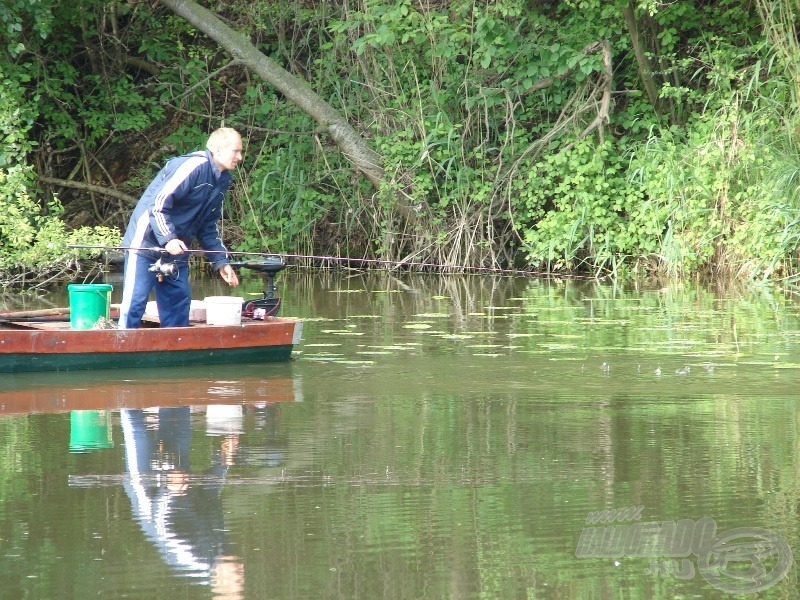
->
[69, 410, 113, 452]
[67, 283, 112, 329]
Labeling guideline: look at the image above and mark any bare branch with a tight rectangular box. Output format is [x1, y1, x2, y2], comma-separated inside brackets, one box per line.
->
[38, 176, 139, 206]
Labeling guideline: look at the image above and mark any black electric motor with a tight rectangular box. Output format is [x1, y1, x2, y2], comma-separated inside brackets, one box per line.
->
[229, 258, 287, 319]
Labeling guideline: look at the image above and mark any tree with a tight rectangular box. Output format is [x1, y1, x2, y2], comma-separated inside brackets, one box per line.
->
[160, 0, 384, 187]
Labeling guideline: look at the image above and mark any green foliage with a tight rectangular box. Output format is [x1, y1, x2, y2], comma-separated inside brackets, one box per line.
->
[4, 0, 800, 284]
[242, 144, 326, 253]
[230, 87, 344, 254]
[39, 70, 163, 148]
[0, 52, 120, 285]
[0, 161, 121, 282]
[0, 72, 35, 166]
[0, 166, 39, 252]
[511, 139, 646, 276]
[628, 127, 727, 277]
[320, 0, 617, 266]
[624, 42, 800, 280]
[0, 0, 54, 54]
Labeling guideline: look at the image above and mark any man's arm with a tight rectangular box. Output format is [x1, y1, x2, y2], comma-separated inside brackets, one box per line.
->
[149, 156, 205, 246]
[197, 218, 239, 286]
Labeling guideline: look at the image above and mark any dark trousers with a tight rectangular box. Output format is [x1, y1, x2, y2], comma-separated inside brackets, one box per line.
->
[119, 252, 191, 328]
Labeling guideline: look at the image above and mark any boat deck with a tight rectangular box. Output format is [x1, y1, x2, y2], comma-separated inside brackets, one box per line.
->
[1, 321, 71, 331]
[0, 314, 162, 331]
[0, 302, 167, 331]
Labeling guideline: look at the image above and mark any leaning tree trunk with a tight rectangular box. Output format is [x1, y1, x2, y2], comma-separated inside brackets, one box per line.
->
[622, 2, 661, 114]
[160, 0, 384, 187]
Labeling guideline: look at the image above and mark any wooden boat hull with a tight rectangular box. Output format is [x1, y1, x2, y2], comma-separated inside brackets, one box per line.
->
[0, 318, 303, 373]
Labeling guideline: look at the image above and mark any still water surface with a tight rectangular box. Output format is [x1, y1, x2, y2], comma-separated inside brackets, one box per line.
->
[1, 272, 799, 598]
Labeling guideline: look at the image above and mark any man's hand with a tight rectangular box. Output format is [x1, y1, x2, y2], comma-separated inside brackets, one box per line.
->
[219, 264, 239, 287]
[165, 239, 188, 255]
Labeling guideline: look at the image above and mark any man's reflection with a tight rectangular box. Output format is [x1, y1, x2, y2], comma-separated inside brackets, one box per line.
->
[120, 406, 244, 598]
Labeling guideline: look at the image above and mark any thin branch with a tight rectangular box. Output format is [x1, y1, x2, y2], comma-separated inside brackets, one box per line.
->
[37, 176, 139, 205]
[164, 59, 242, 105]
[521, 40, 607, 96]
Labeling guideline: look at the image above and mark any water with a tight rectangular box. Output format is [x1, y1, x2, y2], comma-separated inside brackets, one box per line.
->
[1, 272, 799, 598]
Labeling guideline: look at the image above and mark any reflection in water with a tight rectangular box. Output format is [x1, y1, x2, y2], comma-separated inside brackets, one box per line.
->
[69, 410, 113, 452]
[6, 275, 800, 598]
[120, 406, 245, 598]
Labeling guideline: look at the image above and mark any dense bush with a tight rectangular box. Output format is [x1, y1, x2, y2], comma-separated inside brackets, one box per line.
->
[0, 75, 119, 287]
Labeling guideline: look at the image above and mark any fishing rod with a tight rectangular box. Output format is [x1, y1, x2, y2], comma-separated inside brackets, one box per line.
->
[68, 244, 279, 257]
[278, 253, 576, 278]
[67, 244, 596, 278]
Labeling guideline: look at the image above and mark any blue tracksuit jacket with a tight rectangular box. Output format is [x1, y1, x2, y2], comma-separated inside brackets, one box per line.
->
[122, 149, 231, 269]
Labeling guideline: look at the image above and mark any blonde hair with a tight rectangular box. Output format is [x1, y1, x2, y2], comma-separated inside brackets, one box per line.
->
[206, 127, 241, 153]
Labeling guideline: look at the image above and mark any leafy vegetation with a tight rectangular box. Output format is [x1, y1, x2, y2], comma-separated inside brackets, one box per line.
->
[2, 0, 800, 285]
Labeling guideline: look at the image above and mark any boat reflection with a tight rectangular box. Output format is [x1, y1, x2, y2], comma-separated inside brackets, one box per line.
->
[28, 368, 302, 598]
[0, 366, 302, 416]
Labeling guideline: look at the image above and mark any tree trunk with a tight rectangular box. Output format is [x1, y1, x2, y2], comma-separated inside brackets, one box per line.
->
[622, 2, 661, 114]
[159, 0, 384, 187]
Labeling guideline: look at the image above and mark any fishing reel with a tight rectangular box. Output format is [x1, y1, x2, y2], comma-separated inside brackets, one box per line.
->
[149, 258, 178, 282]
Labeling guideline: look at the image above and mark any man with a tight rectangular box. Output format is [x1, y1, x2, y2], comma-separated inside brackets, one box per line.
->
[119, 127, 242, 329]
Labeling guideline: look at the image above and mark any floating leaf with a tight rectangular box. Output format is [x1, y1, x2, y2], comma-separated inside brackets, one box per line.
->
[367, 345, 418, 351]
[542, 343, 579, 350]
[576, 318, 631, 325]
[304, 343, 344, 348]
[301, 355, 345, 362]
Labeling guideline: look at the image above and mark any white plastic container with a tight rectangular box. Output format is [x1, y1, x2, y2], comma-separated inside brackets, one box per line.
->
[203, 296, 244, 326]
[146, 299, 208, 322]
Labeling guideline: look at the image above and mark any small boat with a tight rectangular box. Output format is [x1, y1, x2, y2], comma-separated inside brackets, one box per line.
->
[0, 313, 302, 373]
[0, 259, 302, 373]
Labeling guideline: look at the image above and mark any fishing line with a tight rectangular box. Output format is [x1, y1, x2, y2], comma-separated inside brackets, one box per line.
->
[68, 244, 600, 279]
